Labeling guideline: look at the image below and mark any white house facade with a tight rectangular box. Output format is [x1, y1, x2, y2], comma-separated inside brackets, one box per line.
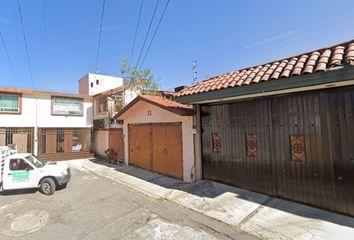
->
[79, 73, 123, 96]
[0, 87, 93, 160]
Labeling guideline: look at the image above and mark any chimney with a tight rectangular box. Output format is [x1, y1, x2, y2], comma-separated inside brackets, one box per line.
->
[174, 85, 188, 93]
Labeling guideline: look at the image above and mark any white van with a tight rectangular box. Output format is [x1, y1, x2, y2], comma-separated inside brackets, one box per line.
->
[0, 146, 71, 195]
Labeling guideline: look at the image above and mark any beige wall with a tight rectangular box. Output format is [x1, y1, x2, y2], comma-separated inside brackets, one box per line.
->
[120, 101, 195, 182]
[94, 130, 109, 157]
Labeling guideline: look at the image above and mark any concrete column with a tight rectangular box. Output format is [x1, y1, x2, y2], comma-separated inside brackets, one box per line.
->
[33, 126, 38, 156]
[34, 97, 38, 156]
[193, 104, 203, 180]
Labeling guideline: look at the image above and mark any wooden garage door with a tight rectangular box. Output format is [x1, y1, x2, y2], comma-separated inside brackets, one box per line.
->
[152, 123, 183, 179]
[129, 124, 152, 170]
[129, 123, 183, 179]
[109, 129, 124, 160]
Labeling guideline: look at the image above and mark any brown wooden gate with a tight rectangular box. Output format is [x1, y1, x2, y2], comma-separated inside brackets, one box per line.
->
[129, 123, 183, 179]
[201, 87, 354, 216]
[109, 129, 124, 160]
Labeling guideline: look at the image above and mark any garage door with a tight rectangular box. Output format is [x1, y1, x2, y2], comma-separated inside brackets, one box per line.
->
[201, 87, 354, 216]
[129, 123, 183, 179]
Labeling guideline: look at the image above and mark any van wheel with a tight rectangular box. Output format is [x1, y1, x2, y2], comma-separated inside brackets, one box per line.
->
[40, 178, 56, 195]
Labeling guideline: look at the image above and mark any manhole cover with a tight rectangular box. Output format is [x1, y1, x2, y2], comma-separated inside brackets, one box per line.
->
[2, 210, 49, 237]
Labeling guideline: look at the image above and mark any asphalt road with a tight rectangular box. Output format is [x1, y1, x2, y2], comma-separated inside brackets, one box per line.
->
[0, 164, 257, 240]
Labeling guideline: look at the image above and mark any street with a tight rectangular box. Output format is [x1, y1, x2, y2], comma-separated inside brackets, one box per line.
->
[0, 163, 257, 240]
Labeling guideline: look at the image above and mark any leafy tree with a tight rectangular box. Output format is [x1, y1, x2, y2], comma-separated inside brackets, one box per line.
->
[120, 59, 160, 94]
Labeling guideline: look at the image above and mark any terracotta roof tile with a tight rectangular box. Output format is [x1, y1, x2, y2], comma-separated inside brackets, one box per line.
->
[114, 95, 194, 119]
[292, 54, 308, 75]
[281, 58, 297, 78]
[176, 39, 354, 97]
[271, 60, 288, 79]
[315, 49, 332, 72]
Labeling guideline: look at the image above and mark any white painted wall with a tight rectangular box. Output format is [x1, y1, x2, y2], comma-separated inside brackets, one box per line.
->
[79, 73, 123, 96]
[0, 94, 93, 128]
[0, 94, 93, 155]
[124, 88, 139, 106]
[119, 100, 195, 182]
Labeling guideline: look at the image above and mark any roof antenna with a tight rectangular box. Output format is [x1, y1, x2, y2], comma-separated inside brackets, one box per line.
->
[192, 60, 197, 84]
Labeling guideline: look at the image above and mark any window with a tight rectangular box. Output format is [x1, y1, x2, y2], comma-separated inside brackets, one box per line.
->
[97, 96, 107, 113]
[0, 93, 20, 113]
[90, 82, 93, 88]
[25, 155, 44, 168]
[96, 79, 99, 85]
[9, 158, 32, 171]
[52, 97, 83, 116]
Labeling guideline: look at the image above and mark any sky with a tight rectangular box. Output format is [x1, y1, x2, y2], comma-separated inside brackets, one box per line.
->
[0, 0, 354, 94]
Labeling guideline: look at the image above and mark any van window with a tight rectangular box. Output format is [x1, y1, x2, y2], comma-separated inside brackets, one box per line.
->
[9, 159, 32, 171]
[25, 155, 44, 168]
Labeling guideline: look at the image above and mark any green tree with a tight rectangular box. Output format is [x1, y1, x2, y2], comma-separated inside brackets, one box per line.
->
[120, 59, 160, 94]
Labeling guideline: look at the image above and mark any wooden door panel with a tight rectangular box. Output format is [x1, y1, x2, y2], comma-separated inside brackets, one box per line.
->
[109, 129, 124, 160]
[0, 130, 5, 146]
[45, 129, 57, 154]
[64, 130, 72, 153]
[12, 133, 28, 153]
[152, 123, 183, 179]
[129, 124, 152, 170]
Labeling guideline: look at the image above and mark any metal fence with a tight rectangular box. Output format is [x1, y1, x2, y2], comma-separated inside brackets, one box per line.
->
[0, 128, 34, 153]
[38, 128, 92, 155]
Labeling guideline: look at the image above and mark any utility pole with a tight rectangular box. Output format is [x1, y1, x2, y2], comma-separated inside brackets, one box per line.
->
[192, 60, 197, 84]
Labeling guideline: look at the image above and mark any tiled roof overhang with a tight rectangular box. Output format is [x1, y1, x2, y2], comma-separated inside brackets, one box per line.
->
[176, 40, 354, 104]
[113, 95, 194, 119]
[177, 65, 354, 104]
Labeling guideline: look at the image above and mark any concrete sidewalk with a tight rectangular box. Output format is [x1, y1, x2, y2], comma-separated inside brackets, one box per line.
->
[70, 159, 354, 240]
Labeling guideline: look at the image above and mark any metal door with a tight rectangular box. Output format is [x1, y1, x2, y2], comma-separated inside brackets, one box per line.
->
[201, 100, 273, 195]
[271, 93, 335, 212]
[326, 89, 354, 215]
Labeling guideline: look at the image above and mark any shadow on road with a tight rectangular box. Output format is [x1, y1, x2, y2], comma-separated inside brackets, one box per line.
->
[89, 158, 354, 229]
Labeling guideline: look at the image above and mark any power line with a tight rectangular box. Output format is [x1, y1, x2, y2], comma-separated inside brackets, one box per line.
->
[135, 0, 160, 68]
[95, 0, 106, 74]
[128, 0, 144, 73]
[42, 0, 51, 89]
[0, 32, 20, 87]
[139, 0, 170, 69]
[16, 0, 34, 86]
